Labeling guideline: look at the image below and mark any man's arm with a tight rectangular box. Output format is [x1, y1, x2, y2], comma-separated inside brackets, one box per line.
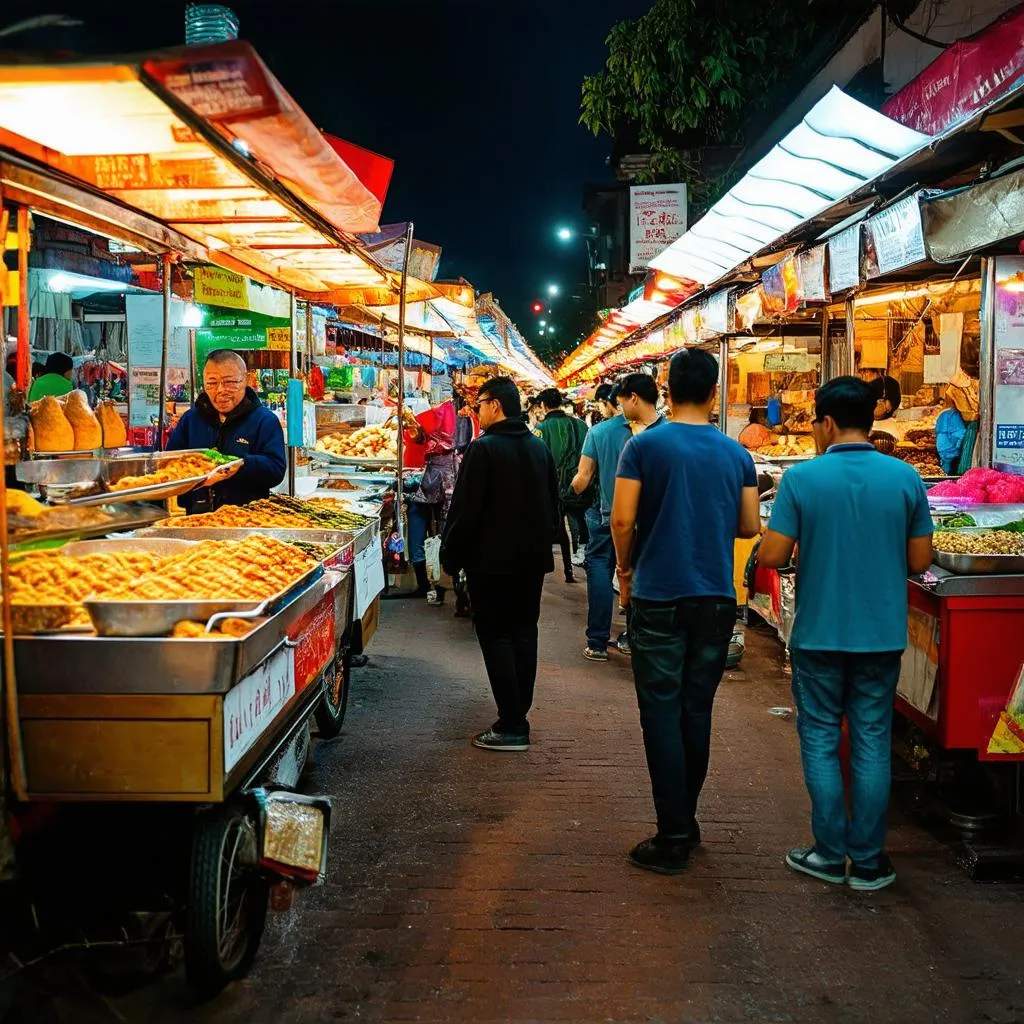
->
[758, 529, 797, 569]
[571, 454, 596, 495]
[738, 486, 761, 539]
[611, 477, 641, 606]
[908, 535, 934, 575]
[441, 441, 486, 573]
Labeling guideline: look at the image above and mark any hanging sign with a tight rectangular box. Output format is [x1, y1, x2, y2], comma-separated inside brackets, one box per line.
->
[828, 224, 861, 294]
[700, 289, 732, 338]
[863, 194, 928, 278]
[629, 184, 688, 274]
[993, 257, 1024, 473]
[194, 266, 290, 319]
[796, 246, 828, 302]
[761, 257, 800, 315]
[125, 295, 192, 429]
[764, 353, 819, 373]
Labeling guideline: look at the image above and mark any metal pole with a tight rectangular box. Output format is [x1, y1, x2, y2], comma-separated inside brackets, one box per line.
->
[156, 253, 172, 450]
[15, 207, 29, 394]
[288, 291, 298, 497]
[819, 307, 831, 383]
[305, 299, 313, 372]
[718, 335, 729, 434]
[842, 295, 857, 379]
[979, 256, 996, 468]
[395, 222, 414, 537]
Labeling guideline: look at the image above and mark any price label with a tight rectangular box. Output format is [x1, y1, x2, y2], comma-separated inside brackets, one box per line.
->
[266, 327, 291, 351]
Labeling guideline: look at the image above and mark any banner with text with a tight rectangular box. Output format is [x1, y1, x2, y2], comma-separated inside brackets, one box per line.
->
[629, 184, 687, 274]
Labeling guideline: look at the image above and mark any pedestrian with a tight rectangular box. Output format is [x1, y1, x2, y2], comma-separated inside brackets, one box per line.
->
[758, 376, 933, 891]
[441, 377, 559, 752]
[611, 349, 761, 874]
[572, 374, 662, 663]
[534, 387, 589, 583]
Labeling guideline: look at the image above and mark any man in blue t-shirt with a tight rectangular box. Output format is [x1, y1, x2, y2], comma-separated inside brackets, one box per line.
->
[612, 350, 761, 875]
[571, 374, 662, 662]
[760, 376, 933, 893]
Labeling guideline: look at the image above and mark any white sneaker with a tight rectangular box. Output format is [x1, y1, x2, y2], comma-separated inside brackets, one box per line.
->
[571, 551, 586, 567]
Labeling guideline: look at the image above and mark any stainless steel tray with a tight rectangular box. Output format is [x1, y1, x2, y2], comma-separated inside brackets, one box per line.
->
[8, 503, 168, 549]
[312, 452, 397, 468]
[60, 538, 197, 558]
[138, 523, 372, 557]
[65, 455, 243, 507]
[14, 570, 352, 695]
[84, 562, 325, 637]
[933, 550, 1024, 575]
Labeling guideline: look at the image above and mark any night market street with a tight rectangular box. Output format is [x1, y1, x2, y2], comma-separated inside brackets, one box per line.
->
[100, 581, 1024, 1024]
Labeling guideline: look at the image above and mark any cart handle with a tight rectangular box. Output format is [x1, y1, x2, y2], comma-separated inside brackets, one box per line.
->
[203, 602, 271, 634]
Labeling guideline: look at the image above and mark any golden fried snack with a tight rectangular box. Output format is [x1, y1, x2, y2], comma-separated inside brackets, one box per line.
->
[63, 391, 103, 450]
[109, 454, 218, 492]
[98, 400, 128, 448]
[30, 396, 75, 452]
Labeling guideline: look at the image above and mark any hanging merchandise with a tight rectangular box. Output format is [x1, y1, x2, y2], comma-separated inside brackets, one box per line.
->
[326, 365, 352, 392]
[308, 363, 325, 401]
[361, 366, 377, 388]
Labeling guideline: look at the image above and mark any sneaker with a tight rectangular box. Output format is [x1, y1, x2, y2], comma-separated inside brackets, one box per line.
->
[571, 550, 586, 567]
[616, 637, 632, 656]
[785, 847, 847, 885]
[471, 729, 530, 752]
[583, 647, 609, 662]
[628, 836, 690, 875]
[848, 854, 897, 892]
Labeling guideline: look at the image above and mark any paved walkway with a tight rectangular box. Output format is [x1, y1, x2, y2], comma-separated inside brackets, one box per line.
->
[132, 580, 1023, 1023]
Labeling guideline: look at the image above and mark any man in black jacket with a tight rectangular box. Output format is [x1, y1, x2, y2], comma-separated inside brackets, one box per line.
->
[441, 377, 560, 751]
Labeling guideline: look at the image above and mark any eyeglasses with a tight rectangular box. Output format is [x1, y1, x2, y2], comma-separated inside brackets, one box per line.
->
[473, 396, 497, 414]
[204, 378, 245, 392]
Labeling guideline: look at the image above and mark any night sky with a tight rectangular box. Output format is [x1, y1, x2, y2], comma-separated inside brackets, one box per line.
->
[2, 0, 651, 340]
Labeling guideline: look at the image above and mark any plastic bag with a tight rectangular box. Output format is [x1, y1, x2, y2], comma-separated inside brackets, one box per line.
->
[424, 535, 442, 584]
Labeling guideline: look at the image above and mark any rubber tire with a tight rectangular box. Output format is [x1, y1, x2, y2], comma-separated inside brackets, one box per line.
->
[314, 651, 351, 739]
[184, 806, 268, 998]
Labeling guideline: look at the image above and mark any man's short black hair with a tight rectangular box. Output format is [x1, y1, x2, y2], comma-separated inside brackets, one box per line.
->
[479, 377, 522, 418]
[667, 349, 718, 405]
[536, 387, 563, 410]
[617, 372, 659, 405]
[44, 351, 74, 376]
[815, 376, 875, 433]
[594, 383, 615, 405]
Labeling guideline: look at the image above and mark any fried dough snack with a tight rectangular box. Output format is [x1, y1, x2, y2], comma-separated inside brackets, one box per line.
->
[109, 453, 218, 492]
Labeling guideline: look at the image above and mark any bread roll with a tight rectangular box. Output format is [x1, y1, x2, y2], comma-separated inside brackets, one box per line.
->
[63, 390, 102, 450]
[29, 396, 75, 452]
[98, 400, 128, 449]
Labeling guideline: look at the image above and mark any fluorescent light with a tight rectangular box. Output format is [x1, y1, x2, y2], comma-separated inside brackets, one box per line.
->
[49, 272, 129, 293]
[181, 303, 204, 327]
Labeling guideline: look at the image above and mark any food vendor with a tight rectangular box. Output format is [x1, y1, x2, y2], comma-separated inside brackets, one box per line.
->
[28, 352, 74, 402]
[858, 366, 902, 421]
[167, 349, 286, 513]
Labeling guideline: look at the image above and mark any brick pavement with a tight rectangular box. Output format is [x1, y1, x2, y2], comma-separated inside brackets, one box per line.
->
[136, 580, 1024, 1024]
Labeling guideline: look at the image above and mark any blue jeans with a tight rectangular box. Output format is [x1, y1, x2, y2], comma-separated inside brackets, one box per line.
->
[407, 501, 438, 564]
[630, 596, 736, 838]
[584, 508, 615, 650]
[790, 649, 903, 868]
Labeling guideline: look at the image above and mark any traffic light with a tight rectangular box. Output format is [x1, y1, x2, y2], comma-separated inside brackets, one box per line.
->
[531, 301, 544, 314]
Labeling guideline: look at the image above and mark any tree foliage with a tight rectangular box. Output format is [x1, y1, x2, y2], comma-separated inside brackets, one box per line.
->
[581, 0, 871, 212]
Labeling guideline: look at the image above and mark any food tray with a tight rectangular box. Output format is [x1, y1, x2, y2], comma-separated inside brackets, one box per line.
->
[83, 562, 325, 637]
[9, 503, 168, 549]
[311, 452, 398, 468]
[64, 456, 243, 507]
[755, 454, 814, 464]
[933, 550, 1024, 575]
[137, 525, 365, 559]
[60, 537, 197, 558]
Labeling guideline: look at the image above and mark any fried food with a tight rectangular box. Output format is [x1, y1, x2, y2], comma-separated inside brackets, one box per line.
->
[934, 531, 1024, 555]
[63, 390, 103, 450]
[164, 495, 371, 531]
[30, 395, 75, 452]
[109, 453, 218, 492]
[98, 400, 128, 448]
[315, 424, 397, 459]
[322, 477, 357, 490]
[102, 536, 316, 601]
[171, 617, 255, 639]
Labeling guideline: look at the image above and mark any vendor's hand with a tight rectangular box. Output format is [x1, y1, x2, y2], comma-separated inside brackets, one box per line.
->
[616, 565, 632, 608]
[206, 460, 242, 486]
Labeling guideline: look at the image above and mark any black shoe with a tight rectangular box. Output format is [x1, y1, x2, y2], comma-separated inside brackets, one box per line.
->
[565, 572, 575, 584]
[471, 729, 530, 752]
[848, 854, 896, 892]
[785, 846, 847, 885]
[661, 824, 701, 851]
[628, 836, 690, 875]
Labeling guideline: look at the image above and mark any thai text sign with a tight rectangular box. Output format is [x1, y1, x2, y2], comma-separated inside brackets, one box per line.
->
[629, 184, 687, 273]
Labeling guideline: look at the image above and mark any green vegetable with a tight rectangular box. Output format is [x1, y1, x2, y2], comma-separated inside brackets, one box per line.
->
[943, 513, 976, 529]
[994, 519, 1024, 534]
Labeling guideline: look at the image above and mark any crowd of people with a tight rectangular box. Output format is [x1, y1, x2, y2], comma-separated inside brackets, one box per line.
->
[394, 351, 933, 893]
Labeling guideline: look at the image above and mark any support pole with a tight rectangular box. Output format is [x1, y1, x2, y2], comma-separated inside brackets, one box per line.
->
[16, 207, 29, 394]
[395, 222, 414, 538]
[288, 291, 298, 497]
[718, 335, 729, 435]
[979, 256, 996, 468]
[841, 295, 857, 380]
[156, 252, 172, 450]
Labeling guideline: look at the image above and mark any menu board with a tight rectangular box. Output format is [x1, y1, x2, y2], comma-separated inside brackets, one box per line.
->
[827, 224, 861, 295]
[863, 194, 927, 278]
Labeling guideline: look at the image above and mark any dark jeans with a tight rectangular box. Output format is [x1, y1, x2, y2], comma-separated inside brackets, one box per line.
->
[407, 500, 440, 564]
[630, 596, 736, 838]
[583, 508, 628, 651]
[468, 572, 546, 736]
[790, 649, 902, 868]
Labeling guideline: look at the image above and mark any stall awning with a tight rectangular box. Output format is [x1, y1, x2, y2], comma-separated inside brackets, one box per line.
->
[650, 87, 928, 287]
[0, 43, 392, 298]
[923, 168, 1024, 263]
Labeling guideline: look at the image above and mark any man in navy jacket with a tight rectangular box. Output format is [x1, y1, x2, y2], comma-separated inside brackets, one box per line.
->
[167, 349, 286, 513]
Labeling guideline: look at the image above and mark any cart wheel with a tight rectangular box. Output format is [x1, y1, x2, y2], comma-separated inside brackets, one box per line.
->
[314, 651, 351, 738]
[185, 806, 268, 998]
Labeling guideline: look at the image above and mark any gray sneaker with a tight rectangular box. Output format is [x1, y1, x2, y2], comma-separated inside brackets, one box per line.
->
[785, 847, 846, 885]
[471, 729, 530, 752]
[616, 636, 631, 656]
[848, 854, 896, 892]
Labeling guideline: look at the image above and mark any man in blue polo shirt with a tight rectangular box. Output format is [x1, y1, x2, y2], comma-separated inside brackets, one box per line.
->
[759, 375, 933, 892]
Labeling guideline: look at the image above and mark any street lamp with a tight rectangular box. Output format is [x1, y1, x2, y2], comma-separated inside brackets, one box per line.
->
[539, 319, 547, 327]
[548, 284, 560, 297]
[556, 227, 573, 242]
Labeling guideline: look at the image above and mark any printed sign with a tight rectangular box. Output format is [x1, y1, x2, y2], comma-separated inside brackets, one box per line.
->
[290, 592, 337, 693]
[764, 353, 819, 373]
[827, 224, 861, 294]
[993, 258, 1024, 471]
[897, 607, 940, 721]
[194, 266, 291, 319]
[125, 295, 192, 428]
[863, 194, 927, 278]
[629, 184, 688, 274]
[224, 645, 296, 773]
[796, 246, 828, 302]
